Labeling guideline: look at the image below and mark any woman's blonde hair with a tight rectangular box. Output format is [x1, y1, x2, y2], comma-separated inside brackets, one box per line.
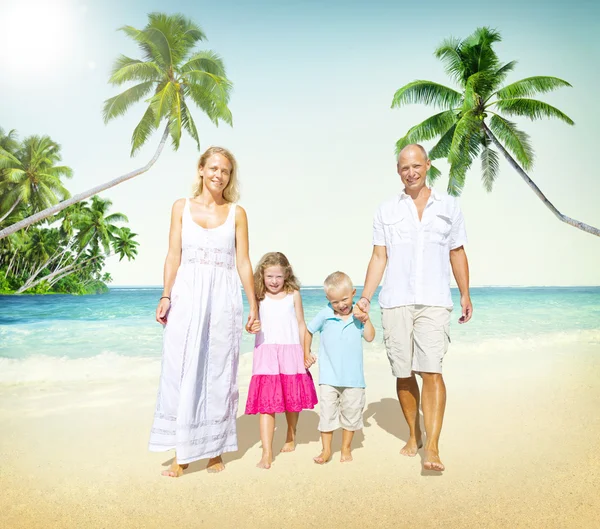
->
[192, 146, 240, 203]
[254, 252, 301, 301]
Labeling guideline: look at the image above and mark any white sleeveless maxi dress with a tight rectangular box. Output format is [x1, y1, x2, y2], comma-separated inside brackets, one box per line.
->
[149, 199, 243, 464]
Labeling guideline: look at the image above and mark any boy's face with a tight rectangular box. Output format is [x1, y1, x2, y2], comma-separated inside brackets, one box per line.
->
[326, 285, 356, 316]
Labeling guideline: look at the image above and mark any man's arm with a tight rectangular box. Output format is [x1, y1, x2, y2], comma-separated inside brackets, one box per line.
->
[449, 246, 472, 324]
[354, 245, 387, 322]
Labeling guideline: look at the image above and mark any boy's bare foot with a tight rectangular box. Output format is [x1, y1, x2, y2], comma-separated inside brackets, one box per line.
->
[206, 456, 225, 473]
[256, 453, 272, 469]
[423, 449, 445, 471]
[161, 462, 188, 477]
[340, 449, 353, 463]
[280, 441, 295, 453]
[313, 451, 331, 465]
[400, 437, 423, 457]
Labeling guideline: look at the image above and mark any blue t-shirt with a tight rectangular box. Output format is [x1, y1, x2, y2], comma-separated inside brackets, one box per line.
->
[307, 304, 365, 388]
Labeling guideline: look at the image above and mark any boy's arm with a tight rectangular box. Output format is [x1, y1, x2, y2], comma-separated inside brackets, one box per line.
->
[363, 317, 375, 342]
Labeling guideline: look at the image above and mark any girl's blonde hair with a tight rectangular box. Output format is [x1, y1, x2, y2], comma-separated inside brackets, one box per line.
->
[192, 146, 240, 203]
[254, 252, 301, 301]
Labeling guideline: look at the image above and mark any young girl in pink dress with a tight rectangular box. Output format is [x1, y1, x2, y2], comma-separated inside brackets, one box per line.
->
[245, 252, 318, 469]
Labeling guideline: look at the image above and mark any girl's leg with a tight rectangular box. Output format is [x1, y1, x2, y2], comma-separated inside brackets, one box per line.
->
[313, 432, 333, 464]
[257, 413, 275, 469]
[162, 453, 189, 477]
[281, 411, 299, 452]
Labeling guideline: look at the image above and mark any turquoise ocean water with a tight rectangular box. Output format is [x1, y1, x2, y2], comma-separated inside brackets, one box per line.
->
[0, 287, 599, 383]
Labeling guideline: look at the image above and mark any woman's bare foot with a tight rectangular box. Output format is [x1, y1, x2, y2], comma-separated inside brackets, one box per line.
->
[423, 449, 445, 471]
[206, 456, 225, 473]
[256, 453, 272, 469]
[161, 462, 188, 477]
[400, 436, 423, 457]
[340, 449, 353, 463]
[313, 451, 331, 465]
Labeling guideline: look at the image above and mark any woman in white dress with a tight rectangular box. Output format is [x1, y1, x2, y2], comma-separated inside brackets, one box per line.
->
[149, 146, 258, 477]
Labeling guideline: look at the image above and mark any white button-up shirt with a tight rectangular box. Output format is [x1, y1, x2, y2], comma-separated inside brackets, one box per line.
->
[373, 188, 467, 309]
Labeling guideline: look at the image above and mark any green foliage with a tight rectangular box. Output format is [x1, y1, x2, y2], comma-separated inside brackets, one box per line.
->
[0, 129, 139, 295]
[391, 26, 574, 195]
[104, 12, 233, 155]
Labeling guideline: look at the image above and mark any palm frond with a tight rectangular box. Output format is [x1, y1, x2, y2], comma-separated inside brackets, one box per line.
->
[429, 125, 456, 160]
[168, 91, 183, 150]
[185, 83, 232, 126]
[481, 143, 500, 191]
[180, 100, 200, 150]
[130, 106, 158, 155]
[493, 98, 574, 125]
[448, 111, 481, 166]
[488, 114, 534, 170]
[392, 81, 462, 110]
[395, 110, 457, 154]
[496, 76, 572, 99]
[149, 82, 177, 125]
[119, 25, 159, 65]
[434, 37, 466, 86]
[109, 55, 163, 85]
[427, 164, 442, 185]
[102, 81, 155, 123]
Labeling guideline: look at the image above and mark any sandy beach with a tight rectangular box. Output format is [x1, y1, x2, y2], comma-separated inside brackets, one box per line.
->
[1, 334, 599, 529]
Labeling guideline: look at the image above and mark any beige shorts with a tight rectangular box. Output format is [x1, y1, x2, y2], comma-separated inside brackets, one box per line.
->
[381, 305, 451, 378]
[318, 385, 366, 432]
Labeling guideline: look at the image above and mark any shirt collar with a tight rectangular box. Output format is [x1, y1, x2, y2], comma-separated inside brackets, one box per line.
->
[326, 303, 356, 325]
[399, 187, 442, 202]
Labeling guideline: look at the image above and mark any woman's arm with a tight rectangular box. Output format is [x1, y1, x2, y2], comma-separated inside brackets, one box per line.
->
[156, 199, 185, 324]
[293, 290, 307, 349]
[235, 205, 259, 332]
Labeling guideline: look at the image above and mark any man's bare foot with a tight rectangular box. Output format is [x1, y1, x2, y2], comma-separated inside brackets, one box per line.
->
[340, 449, 353, 463]
[280, 441, 295, 453]
[423, 449, 445, 471]
[161, 462, 188, 477]
[256, 453, 272, 469]
[206, 456, 225, 473]
[400, 437, 423, 457]
[313, 451, 331, 465]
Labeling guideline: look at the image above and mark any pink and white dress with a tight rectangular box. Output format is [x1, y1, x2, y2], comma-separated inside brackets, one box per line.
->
[245, 293, 318, 414]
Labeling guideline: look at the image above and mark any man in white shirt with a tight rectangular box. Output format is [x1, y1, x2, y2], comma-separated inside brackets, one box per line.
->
[354, 144, 473, 472]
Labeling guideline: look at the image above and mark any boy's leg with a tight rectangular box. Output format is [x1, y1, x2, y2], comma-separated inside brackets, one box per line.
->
[339, 387, 366, 462]
[314, 385, 339, 464]
[281, 411, 299, 452]
[257, 413, 275, 469]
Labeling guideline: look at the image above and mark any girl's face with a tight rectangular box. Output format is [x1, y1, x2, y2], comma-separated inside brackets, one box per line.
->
[199, 154, 232, 196]
[264, 265, 285, 295]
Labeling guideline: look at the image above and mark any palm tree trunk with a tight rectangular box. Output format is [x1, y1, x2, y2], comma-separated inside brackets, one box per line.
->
[483, 124, 599, 237]
[0, 126, 170, 241]
[0, 197, 22, 223]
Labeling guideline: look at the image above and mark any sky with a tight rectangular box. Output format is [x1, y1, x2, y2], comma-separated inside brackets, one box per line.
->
[1, 0, 599, 287]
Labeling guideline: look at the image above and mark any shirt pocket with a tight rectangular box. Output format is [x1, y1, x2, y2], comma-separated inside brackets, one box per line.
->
[382, 215, 410, 245]
[428, 213, 452, 245]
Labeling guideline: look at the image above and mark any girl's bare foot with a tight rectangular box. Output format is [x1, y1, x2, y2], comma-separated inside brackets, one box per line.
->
[256, 453, 272, 469]
[340, 449, 353, 463]
[206, 456, 225, 473]
[400, 436, 423, 457]
[423, 449, 445, 471]
[313, 451, 331, 465]
[161, 462, 188, 477]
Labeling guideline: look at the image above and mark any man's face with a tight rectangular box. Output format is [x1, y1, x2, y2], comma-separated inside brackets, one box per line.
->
[397, 147, 431, 192]
[326, 285, 356, 316]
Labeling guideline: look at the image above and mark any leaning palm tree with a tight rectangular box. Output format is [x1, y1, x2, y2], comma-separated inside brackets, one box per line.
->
[0, 135, 72, 223]
[0, 12, 232, 240]
[392, 27, 598, 237]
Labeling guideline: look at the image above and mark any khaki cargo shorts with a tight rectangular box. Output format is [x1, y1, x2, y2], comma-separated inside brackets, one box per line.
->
[381, 305, 451, 378]
[318, 385, 366, 432]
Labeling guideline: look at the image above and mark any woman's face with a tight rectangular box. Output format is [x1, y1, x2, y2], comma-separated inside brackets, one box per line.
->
[199, 154, 232, 195]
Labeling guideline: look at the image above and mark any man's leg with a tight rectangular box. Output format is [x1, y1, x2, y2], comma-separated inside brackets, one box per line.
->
[420, 372, 446, 471]
[397, 376, 423, 456]
[413, 306, 451, 471]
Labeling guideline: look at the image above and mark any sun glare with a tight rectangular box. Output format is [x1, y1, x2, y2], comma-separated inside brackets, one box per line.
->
[0, 0, 75, 74]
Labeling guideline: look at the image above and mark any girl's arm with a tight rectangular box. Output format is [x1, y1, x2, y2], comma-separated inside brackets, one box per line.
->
[293, 290, 307, 349]
[363, 317, 375, 343]
[235, 205, 259, 333]
[303, 328, 316, 369]
[156, 199, 184, 324]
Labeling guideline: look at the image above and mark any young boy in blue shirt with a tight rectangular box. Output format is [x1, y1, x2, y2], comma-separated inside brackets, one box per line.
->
[304, 271, 375, 463]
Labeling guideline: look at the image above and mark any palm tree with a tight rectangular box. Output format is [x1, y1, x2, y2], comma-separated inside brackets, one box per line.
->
[0, 135, 72, 224]
[112, 226, 139, 261]
[0, 12, 233, 240]
[392, 27, 599, 237]
[75, 196, 128, 255]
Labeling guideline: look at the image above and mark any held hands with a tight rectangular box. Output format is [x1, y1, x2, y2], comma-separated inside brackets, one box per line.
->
[459, 295, 473, 324]
[156, 297, 171, 324]
[353, 297, 371, 323]
[304, 353, 316, 369]
[246, 308, 261, 334]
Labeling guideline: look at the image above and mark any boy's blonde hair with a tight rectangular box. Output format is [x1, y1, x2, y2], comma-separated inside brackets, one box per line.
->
[254, 252, 301, 301]
[192, 146, 240, 203]
[323, 271, 353, 293]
